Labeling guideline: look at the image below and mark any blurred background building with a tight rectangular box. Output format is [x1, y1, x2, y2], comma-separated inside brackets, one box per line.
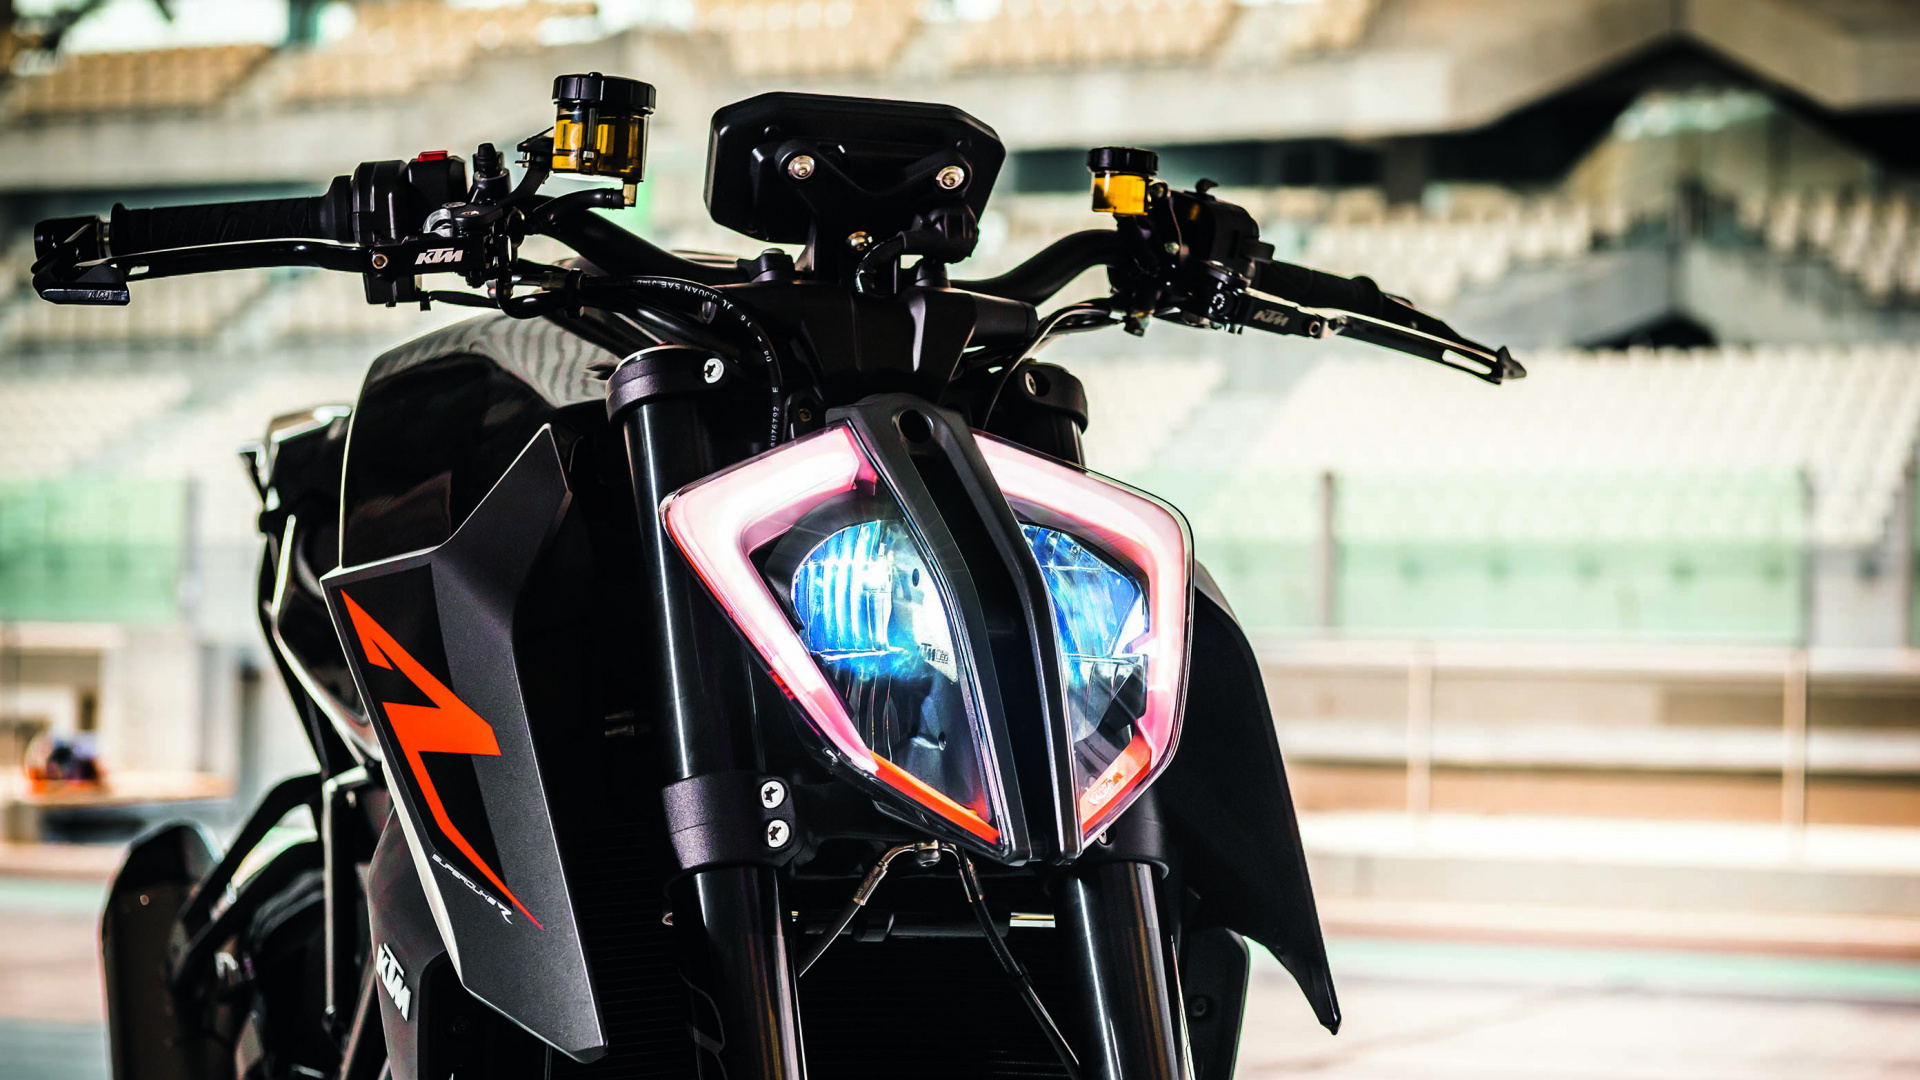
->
[2, 0, 1920, 1076]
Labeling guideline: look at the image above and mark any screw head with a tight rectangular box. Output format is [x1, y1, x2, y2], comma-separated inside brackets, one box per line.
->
[765, 820, 791, 849]
[1164, 241, 1181, 255]
[370, 253, 389, 270]
[786, 154, 815, 180]
[702, 357, 725, 384]
[1188, 995, 1213, 1020]
[936, 165, 967, 191]
[794, 406, 814, 424]
[846, 231, 872, 252]
[759, 779, 787, 809]
[1023, 371, 1040, 396]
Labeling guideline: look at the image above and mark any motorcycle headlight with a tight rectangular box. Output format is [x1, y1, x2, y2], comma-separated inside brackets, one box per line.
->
[979, 434, 1191, 841]
[661, 426, 1010, 852]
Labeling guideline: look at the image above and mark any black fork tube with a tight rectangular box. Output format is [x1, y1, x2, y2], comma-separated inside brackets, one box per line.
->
[1059, 862, 1190, 1080]
[622, 392, 805, 1080]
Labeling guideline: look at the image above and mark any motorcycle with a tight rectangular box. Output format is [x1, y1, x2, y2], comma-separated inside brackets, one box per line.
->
[30, 74, 1520, 1080]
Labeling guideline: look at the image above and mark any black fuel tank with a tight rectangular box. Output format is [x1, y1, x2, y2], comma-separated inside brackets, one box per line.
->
[340, 314, 616, 567]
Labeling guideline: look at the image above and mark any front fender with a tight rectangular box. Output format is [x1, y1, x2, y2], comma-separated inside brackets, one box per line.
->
[1158, 568, 1339, 1032]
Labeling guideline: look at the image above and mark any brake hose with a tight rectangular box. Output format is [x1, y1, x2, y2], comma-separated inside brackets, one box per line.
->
[794, 842, 1083, 1080]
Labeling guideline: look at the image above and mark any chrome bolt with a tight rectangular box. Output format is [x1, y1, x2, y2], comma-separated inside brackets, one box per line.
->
[370, 253, 389, 270]
[936, 165, 967, 190]
[766, 820, 791, 849]
[846, 231, 872, 252]
[1164, 241, 1181, 255]
[702, 357, 725, 384]
[1023, 372, 1040, 395]
[759, 779, 787, 809]
[786, 154, 816, 180]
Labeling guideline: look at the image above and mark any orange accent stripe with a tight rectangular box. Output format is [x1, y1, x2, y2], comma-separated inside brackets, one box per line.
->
[873, 757, 1001, 844]
[341, 592, 544, 930]
[1078, 733, 1153, 831]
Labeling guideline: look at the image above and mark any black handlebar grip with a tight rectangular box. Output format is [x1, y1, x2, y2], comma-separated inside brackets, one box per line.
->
[108, 175, 354, 256]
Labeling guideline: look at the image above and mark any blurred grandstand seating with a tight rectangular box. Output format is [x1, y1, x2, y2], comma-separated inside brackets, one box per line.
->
[946, 0, 1239, 71]
[696, 0, 918, 77]
[1217, 0, 1377, 64]
[2, 45, 270, 119]
[1074, 355, 1225, 475]
[134, 368, 367, 543]
[3, 270, 270, 345]
[276, 0, 594, 105]
[0, 374, 191, 479]
[1743, 190, 1920, 304]
[1296, 199, 1600, 308]
[1118, 345, 1920, 639]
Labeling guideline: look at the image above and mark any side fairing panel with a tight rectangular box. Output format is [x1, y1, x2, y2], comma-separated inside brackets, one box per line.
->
[323, 426, 607, 1060]
[1155, 570, 1340, 1033]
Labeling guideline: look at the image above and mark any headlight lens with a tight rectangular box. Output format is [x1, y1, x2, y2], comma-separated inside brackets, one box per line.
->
[1021, 525, 1154, 824]
[790, 519, 993, 831]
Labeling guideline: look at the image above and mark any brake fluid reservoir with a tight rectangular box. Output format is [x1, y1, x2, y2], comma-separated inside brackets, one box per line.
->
[550, 72, 656, 205]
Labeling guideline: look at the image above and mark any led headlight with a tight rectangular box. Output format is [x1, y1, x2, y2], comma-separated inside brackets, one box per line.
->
[980, 435, 1193, 841]
[660, 426, 1010, 852]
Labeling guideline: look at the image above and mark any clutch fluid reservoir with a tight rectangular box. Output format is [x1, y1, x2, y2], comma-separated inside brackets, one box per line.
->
[551, 72, 656, 206]
[1087, 146, 1158, 217]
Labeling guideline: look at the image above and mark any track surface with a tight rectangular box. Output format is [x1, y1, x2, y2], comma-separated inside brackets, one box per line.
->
[5, 874, 1919, 1080]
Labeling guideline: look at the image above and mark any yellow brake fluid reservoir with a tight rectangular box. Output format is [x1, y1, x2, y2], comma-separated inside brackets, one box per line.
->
[1087, 146, 1158, 217]
[551, 72, 657, 206]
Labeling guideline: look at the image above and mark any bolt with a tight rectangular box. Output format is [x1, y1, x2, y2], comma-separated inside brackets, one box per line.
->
[702, 357, 725, 384]
[794, 406, 814, 424]
[1188, 995, 1213, 1020]
[1023, 371, 1040, 396]
[1164, 241, 1181, 255]
[661, 911, 674, 926]
[786, 154, 815, 180]
[766, 820, 791, 849]
[138, 894, 149, 906]
[935, 165, 967, 191]
[370, 253, 389, 270]
[846, 231, 872, 252]
[759, 779, 787, 809]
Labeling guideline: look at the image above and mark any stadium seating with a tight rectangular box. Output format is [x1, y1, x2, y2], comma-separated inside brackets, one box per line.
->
[1296, 200, 1597, 307]
[0, 373, 191, 479]
[947, 0, 1239, 71]
[1074, 355, 1226, 476]
[696, 0, 918, 77]
[1126, 345, 1920, 639]
[0, 476, 187, 622]
[3, 270, 271, 345]
[1744, 189, 1920, 304]
[277, 0, 593, 104]
[3, 45, 270, 119]
[1218, 0, 1378, 63]
[133, 368, 368, 543]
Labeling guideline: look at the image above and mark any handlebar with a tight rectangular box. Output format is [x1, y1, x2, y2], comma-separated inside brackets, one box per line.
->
[26, 130, 1519, 384]
[108, 178, 354, 255]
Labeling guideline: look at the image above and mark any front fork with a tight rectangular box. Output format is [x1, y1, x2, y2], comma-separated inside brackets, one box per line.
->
[619, 366, 806, 1080]
[619, 356, 1192, 1079]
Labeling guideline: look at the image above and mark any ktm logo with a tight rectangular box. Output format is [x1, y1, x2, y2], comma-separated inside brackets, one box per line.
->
[340, 593, 542, 929]
[1251, 308, 1289, 325]
[414, 248, 461, 266]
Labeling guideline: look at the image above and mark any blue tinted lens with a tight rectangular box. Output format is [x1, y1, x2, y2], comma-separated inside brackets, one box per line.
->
[790, 520, 989, 821]
[1021, 525, 1148, 748]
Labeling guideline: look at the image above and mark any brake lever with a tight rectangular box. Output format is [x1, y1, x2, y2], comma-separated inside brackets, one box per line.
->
[1230, 285, 1525, 385]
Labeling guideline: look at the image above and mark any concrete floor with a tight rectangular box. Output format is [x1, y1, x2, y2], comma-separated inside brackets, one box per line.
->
[6, 873, 1920, 1080]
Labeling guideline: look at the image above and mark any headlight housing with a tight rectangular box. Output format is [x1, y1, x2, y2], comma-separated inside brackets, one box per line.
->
[661, 415, 1191, 861]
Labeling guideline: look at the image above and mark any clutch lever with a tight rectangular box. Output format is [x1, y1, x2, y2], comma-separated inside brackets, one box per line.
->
[1231, 284, 1525, 385]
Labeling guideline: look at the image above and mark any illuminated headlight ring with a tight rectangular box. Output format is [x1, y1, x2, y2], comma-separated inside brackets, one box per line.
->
[977, 433, 1194, 841]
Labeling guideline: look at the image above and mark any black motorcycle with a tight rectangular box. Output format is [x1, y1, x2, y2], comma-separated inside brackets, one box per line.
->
[31, 74, 1520, 1080]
